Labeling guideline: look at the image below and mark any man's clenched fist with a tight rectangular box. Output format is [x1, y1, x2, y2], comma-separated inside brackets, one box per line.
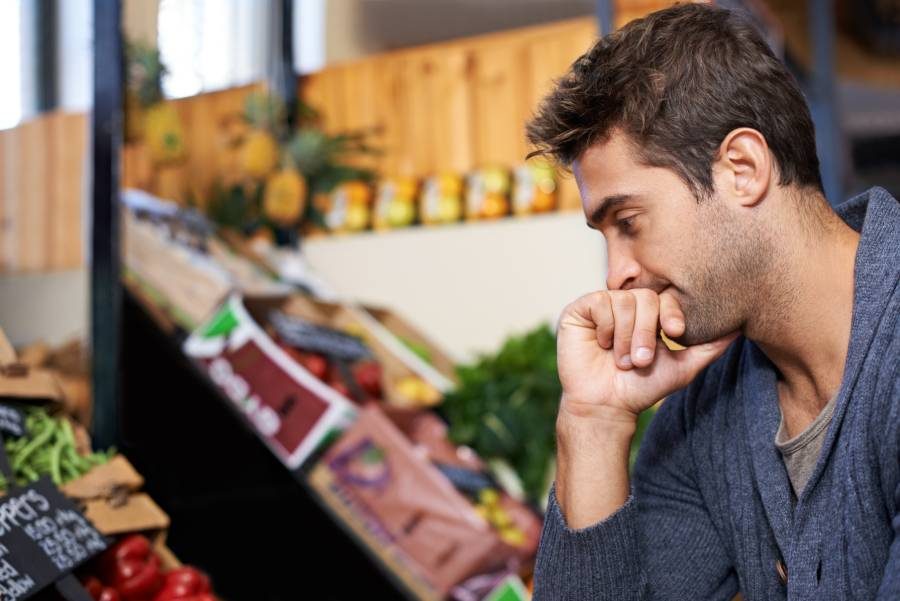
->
[557, 289, 739, 422]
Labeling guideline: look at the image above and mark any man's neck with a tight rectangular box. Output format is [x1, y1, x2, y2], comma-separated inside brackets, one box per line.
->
[746, 203, 860, 437]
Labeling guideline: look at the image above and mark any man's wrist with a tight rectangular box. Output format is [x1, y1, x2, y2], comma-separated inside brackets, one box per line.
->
[557, 394, 639, 439]
[554, 396, 636, 528]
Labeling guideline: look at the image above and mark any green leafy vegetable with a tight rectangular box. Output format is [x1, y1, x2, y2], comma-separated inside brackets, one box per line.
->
[0, 408, 114, 491]
[441, 324, 657, 506]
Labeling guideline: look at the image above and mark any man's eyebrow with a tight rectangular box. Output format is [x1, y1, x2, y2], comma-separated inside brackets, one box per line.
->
[587, 194, 634, 227]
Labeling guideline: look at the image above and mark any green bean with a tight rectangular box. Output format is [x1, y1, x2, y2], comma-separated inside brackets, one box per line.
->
[3, 408, 113, 486]
[60, 457, 80, 481]
[12, 423, 56, 471]
[49, 438, 65, 485]
[66, 446, 91, 472]
[60, 419, 76, 447]
[20, 464, 38, 482]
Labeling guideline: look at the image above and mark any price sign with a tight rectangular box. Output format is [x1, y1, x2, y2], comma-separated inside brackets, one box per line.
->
[185, 296, 356, 469]
[0, 478, 108, 600]
[0, 406, 24, 438]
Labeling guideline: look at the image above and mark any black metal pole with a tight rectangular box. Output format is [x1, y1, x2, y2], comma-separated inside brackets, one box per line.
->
[35, 0, 58, 113]
[90, 0, 124, 450]
[596, 0, 615, 36]
[809, 0, 843, 205]
[279, 0, 298, 129]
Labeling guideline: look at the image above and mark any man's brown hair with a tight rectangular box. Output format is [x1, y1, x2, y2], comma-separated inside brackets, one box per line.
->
[526, 3, 823, 199]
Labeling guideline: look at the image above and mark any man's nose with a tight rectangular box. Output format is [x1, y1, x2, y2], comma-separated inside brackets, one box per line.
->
[605, 244, 641, 291]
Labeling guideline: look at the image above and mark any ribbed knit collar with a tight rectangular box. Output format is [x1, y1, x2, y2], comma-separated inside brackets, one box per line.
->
[739, 187, 900, 554]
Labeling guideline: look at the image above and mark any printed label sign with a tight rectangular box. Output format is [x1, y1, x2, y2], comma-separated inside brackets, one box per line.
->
[184, 296, 356, 468]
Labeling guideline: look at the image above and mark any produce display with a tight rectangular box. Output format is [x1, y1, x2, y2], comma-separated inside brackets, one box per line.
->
[0, 407, 114, 491]
[466, 167, 511, 221]
[115, 196, 669, 599]
[125, 42, 186, 164]
[512, 159, 557, 215]
[204, 91, 376, 243]
[320, 181, 373, 233]
[442, 324, 657, 505]
[420, 173, 464, 225]
[311, 406, 541, 599]
[77, 535, 216, 601]
[373, 176, 419, 230]
[441, 325, 559, 505]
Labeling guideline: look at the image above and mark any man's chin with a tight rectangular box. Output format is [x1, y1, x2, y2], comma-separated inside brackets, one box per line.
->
[673, 325, 740, 348]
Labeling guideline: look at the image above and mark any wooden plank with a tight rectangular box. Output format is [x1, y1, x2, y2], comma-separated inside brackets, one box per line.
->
[471, 40, 530, 166]
[15, 119, 52, 271]
[428, 47, 475, 174]
[51, 113, 87, 269]
[403, 51, 437, 176]
[373, 56, 409, 176]
[0, 127, 12, 271]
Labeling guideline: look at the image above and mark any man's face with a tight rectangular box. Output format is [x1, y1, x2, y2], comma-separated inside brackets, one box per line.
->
[574, 131, 766, 345]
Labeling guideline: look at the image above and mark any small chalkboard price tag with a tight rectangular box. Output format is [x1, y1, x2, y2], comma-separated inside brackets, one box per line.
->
[269, 311, 371, 361]
[0, 477, 108, 601]
[0, 406, 24, 439]
[0, 404, 24, 485]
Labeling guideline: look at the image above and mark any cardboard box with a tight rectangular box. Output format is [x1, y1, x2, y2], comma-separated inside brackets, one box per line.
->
[61, 454, 171, 537]
[61, 455, 145, 501]
[183, 295, 358, 469]
[276, 295, 456, 408]
[311, 406, 522, 597]
[0, 328, 64, 405]
[123, 210, 233, 330]
[83, 493, 171, 536]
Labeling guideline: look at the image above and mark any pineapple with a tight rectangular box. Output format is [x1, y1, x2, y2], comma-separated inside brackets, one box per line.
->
[240, 130, 280, 179]
[143, 103, 187, 165]
[263, 168, 307, 226]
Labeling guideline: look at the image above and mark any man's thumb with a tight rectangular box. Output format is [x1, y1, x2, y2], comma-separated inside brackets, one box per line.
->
[677, 331, 741, 381]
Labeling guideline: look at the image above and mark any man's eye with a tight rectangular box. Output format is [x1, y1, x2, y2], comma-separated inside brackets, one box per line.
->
[617, 216, 636, 233]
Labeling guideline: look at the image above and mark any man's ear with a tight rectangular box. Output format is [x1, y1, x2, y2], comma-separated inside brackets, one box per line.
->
[712, 128, 772, 207]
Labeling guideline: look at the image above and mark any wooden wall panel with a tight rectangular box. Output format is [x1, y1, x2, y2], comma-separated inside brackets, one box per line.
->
[16, 120, 51, 271]
[0, 127, 16, 271]
[303, 16, 600, 183]
[8, 11, 724, 272]
[50, 113, 87, 269]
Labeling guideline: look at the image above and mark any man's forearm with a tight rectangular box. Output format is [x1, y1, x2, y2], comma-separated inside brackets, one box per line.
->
[555, 398, 636, 529]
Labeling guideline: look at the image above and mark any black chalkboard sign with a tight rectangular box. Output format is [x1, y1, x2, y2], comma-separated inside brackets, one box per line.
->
[0, 405, 24, 438]
[269, 311, 372, 361]
[0, 477, 108, 600]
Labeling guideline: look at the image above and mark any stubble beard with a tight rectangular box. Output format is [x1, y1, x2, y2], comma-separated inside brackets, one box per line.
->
[673, 205, 779, 347]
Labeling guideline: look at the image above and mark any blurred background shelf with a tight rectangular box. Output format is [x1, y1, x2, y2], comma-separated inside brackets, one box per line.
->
[300, 211, 606, 361]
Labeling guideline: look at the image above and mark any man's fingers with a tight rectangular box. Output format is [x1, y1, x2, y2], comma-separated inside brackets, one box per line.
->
[610, 291, 636, 369]
[561, 292, 615, 348]
[658, 291, 685, 338]
[588, 293, 615, 349]
[630, 290, 660, 368]
[676, 330, 741, 383]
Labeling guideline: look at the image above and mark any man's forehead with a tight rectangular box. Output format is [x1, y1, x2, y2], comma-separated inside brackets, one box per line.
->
[574, 140, 647, 220]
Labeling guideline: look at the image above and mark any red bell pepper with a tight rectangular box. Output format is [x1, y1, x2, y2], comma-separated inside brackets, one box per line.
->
[117, 536, 151, 561]
[98, 535, 163, 600]
[99, 588, 121, 601]
[300, 353, 329, 380]
[116, 554, 162, 600]
[353, 361, 382, 397]
[165, 567, 211, 592]
[154, 566, 211, 600]
[81, 576, 103, 600]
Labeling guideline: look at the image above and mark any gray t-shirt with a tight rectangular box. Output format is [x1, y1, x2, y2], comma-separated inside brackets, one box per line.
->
[775, 395, 838, 497]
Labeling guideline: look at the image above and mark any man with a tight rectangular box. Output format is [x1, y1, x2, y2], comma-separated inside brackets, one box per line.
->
[525, 4, 899, 600]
